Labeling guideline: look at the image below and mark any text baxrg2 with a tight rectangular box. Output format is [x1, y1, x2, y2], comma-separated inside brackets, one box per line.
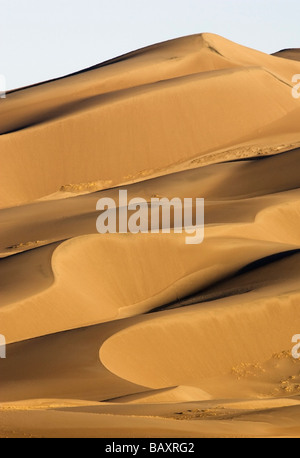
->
[149, 443, 194, 453]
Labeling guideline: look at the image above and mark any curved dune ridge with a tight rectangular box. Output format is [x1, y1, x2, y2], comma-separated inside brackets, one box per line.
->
[1, 33, 300, 209]
[1, 34, 300, 438]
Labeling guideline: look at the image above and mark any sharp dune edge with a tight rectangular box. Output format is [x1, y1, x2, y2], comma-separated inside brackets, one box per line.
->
[1, 33, 300, 438]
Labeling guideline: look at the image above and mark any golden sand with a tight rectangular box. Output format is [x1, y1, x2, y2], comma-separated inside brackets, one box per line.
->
[1, 34, 300, 438]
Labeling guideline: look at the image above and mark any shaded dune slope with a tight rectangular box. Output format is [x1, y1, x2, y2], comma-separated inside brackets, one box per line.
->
[2, 148, 300, 343]
[1, 34, 300, 438]
[1, 34, 300, 208]
[272, 49, 300, 62]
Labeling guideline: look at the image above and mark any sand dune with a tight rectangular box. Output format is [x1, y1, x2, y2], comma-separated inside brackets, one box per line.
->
[107, 386, 212, 404]
[272, 49, 300, 62]
[1, 33, 300, 437]
[1, 34, 300, 208]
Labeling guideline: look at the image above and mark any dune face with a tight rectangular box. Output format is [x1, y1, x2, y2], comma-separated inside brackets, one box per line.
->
[272, 49, 300, 62]
[1, 33, 300, 438]
[1, 33, 300, 209]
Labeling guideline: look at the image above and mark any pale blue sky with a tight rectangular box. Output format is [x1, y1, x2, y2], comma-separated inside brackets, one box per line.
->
[1, 0, 299, 90]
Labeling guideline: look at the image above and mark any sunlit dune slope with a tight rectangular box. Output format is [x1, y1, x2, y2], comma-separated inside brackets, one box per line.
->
[1, 34, 300, 208]
[1, 33, 300, 438]
[1, 148, 300, 343]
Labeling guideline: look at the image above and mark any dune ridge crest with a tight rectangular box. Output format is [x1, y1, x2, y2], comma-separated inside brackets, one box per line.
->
[1, 33, 300, 438]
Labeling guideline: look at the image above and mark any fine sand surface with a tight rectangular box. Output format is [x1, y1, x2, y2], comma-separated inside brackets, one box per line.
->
[1, 33, 300, 438]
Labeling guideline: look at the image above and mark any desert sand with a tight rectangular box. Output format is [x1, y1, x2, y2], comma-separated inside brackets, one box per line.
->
[1, 33, 300, 438]
[273, 48, 300, 61]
